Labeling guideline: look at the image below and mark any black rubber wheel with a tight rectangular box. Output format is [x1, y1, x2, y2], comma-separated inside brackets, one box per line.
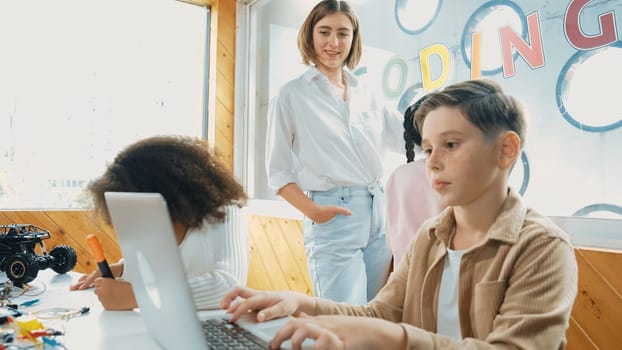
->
[5, 253, 39, 286]
[49, 245, 78, 274]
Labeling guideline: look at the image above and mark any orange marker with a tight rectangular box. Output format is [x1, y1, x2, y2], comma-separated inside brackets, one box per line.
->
[86, 234, 114, 279]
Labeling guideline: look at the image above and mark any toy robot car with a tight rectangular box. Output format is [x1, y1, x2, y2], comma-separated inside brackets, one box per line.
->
[0, 224, 77, 286]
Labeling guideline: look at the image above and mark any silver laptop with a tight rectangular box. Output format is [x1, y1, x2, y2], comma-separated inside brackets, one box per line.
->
[104, 192, 313, 350]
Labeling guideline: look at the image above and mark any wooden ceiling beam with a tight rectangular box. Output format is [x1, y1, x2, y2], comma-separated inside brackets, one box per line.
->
[177, 0, 212, 7]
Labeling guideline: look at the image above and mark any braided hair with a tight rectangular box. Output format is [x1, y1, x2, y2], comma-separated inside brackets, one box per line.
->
[403, 95, 427, 163]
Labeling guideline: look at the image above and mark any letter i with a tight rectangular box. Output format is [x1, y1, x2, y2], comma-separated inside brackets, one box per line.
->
[471, 32, 481, 79]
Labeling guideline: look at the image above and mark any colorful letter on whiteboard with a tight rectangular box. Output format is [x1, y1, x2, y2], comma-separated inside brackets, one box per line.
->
[420, 43, 450, 91]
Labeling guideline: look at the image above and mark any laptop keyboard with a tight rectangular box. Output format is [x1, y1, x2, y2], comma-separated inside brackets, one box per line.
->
[202, 319, 270, 349]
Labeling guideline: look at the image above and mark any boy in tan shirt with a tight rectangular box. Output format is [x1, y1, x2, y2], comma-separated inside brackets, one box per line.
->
[222, 79, 578, 349]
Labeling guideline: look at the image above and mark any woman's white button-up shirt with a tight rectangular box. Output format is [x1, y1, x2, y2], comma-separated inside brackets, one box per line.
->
[266, 67, 404, 193]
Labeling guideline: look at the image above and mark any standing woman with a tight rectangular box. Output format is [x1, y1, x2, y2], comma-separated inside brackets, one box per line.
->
[266, 0, 403, 304]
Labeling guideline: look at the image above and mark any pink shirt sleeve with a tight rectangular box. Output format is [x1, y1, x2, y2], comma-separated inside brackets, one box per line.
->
[385, 160, 444, 269]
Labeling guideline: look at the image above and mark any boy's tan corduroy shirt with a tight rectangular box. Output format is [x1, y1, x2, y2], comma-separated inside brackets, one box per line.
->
[315, 188, 578, 349]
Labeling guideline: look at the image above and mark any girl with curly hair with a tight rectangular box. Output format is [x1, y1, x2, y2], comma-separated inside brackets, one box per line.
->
[70, 135, 249, 311]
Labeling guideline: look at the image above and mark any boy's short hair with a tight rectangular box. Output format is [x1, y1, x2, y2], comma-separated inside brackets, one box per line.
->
[414, 79, 526, 147]
[297, 0, 362, 70]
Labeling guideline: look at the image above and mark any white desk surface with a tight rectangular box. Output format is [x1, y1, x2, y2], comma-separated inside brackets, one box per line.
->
[7, 269, 161, 350]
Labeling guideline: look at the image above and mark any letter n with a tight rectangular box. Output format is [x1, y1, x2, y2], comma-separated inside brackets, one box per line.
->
[500, 12, 545, 78]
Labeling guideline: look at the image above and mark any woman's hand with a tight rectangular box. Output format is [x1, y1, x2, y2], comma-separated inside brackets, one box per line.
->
[93, 278, 138, 311]
[69, 261, 124, 290]
[276, 183, 351, 224]
[310, 204, 352, 224]
[270, 314, 407, 350]
[220, 286, 315, 323]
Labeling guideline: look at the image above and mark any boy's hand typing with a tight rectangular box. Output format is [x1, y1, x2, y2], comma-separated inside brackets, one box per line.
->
[220, 286, 315, 323]
[270, 313, 407, 350]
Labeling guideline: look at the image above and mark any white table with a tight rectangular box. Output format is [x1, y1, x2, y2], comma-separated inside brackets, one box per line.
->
[6, 269, 159, 350]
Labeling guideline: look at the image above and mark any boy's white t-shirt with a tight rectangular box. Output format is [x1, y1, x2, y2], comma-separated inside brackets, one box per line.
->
[437, 248, 465, 340]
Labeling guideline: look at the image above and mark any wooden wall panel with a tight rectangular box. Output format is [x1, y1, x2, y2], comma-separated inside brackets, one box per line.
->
[567, 317, 598, 350]
[210, 0, 236, 170]
[216, 0, 236, 52]
[578, 248, 622, 293]
[567, 248, 622, 349]
[277, 218, 312, 294]
[246, 224, 273, 291]
[0, 211, 121, 276]
[215, 100, 233, 146]
[252, 216, 312, 295]
[247, 215, 292, 291]
[216, 68, 235, 115]
[233, 214, 314, 295]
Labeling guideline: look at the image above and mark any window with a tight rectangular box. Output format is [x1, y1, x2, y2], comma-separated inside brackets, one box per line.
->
[237, 0, 622, 218]
[0, 0, 209, 209]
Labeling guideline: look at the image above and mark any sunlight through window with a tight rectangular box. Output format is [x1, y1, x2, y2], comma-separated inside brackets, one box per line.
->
[0, 0, 208, 209]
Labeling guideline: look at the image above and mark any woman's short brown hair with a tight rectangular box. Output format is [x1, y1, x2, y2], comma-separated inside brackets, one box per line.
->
[297, 0, 362, 70]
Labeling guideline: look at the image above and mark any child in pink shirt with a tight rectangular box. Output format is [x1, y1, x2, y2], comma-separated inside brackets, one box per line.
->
[385, 97, 445, 269]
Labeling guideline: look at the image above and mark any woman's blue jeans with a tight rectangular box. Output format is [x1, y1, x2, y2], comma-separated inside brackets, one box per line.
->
[304, 182, 392, 304]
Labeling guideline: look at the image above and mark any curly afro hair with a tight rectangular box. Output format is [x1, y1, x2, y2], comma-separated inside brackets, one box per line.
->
[88, 135, 247, 230]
